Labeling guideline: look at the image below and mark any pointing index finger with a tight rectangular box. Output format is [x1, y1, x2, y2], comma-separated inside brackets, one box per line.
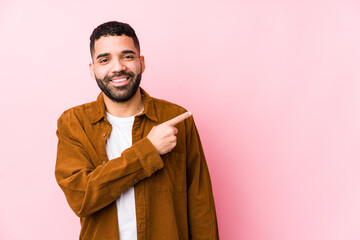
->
[164, 112, 192, 126]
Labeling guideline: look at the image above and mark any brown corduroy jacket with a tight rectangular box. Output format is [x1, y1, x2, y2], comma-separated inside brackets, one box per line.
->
[55, 88, 219, 239]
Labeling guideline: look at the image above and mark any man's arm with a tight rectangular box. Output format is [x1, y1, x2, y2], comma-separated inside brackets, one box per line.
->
[55, 110, 192, 218]
[186, 117, 219, 240]
[55, 110, 163, 217]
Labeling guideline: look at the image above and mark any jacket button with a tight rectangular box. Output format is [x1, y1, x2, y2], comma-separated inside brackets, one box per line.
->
[102, 133, 107, 137]
[102, 161, 106, 165]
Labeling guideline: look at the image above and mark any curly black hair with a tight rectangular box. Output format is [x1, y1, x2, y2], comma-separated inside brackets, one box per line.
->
[89, 21, 140, 57]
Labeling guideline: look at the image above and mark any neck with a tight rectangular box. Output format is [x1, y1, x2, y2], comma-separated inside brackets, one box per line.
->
[103, 88, 143, 117]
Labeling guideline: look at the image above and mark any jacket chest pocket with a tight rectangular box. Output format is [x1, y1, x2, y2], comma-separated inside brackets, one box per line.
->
[156, 152, 186, 192]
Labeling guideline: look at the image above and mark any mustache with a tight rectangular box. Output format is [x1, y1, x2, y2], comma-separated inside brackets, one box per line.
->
[110, 71, 134, 79]
[104, 71, 135, 82]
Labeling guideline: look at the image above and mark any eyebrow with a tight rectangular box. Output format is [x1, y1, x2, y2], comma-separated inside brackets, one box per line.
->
[96, 50, 137, 60]
[121, 50, 136, 55]
[96, 53, 110, 59]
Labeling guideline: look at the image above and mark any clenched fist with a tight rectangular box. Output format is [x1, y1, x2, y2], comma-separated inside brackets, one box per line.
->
[147, 112, 192, 155]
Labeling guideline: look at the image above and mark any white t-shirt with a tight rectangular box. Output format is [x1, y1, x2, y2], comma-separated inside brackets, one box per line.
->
[105, 112, 137, 240]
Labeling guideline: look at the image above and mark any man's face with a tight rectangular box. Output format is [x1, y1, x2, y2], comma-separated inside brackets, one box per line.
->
[89, 35, 145, 103]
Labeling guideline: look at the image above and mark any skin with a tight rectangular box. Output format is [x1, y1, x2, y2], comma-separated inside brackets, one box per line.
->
[89, 35, 145, 117]
[89, 35, 192, 155]
[147, 111, 192, 154]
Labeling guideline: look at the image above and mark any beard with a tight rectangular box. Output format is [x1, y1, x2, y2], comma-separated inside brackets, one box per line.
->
[95, 70, 142, 103]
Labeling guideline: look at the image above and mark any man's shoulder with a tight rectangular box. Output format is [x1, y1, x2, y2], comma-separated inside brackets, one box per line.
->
[57, 98, 100, 125]
[152, 98, 187, 116]
[150, 96, 189, 121]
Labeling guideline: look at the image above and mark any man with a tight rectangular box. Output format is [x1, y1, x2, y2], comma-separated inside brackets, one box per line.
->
[55, 21, 219, 240]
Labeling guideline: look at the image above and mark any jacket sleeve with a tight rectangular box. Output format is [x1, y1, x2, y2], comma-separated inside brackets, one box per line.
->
[186, 117, 219, 240]
[55, 110, 163, 217]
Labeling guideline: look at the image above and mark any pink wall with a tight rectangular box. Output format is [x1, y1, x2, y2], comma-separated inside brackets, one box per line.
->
[1, 0, 360, 239]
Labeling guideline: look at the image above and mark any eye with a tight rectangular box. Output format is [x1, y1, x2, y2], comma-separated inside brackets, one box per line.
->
[99, 58, 109, 64]
[122, 54, 135, 61]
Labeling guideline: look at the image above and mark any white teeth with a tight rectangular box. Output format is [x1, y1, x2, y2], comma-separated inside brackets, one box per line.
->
[112, 78, 127, 83]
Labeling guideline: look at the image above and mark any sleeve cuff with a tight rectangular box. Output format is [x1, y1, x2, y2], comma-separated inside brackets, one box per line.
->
[132, 137, 164, 177]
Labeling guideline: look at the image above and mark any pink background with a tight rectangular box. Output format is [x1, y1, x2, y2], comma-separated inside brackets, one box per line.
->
[1, 0, 360, 239]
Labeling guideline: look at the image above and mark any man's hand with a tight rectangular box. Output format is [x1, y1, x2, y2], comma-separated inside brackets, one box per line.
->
[147, 112, 192, 155]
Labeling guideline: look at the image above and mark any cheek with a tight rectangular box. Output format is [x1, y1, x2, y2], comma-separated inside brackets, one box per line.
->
[132, 63, 142, 74]
[93, 66, 109, 78]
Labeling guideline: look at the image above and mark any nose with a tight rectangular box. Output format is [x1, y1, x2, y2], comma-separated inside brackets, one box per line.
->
[111, 58, 126, 72]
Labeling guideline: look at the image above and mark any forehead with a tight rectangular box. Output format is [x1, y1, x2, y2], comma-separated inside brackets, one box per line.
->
[93, 35, 138, 56]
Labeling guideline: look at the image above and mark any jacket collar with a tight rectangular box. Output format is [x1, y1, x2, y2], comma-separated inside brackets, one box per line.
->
[89, 88, 159, 124]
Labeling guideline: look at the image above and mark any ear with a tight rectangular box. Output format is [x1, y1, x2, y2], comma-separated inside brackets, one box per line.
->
[89, 62, 95, 79]
[140, 55, 145, 73]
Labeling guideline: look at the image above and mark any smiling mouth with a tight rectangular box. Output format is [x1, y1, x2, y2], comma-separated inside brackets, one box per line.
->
[109, 76, 130, 87]
[111, 77, 129, 83]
